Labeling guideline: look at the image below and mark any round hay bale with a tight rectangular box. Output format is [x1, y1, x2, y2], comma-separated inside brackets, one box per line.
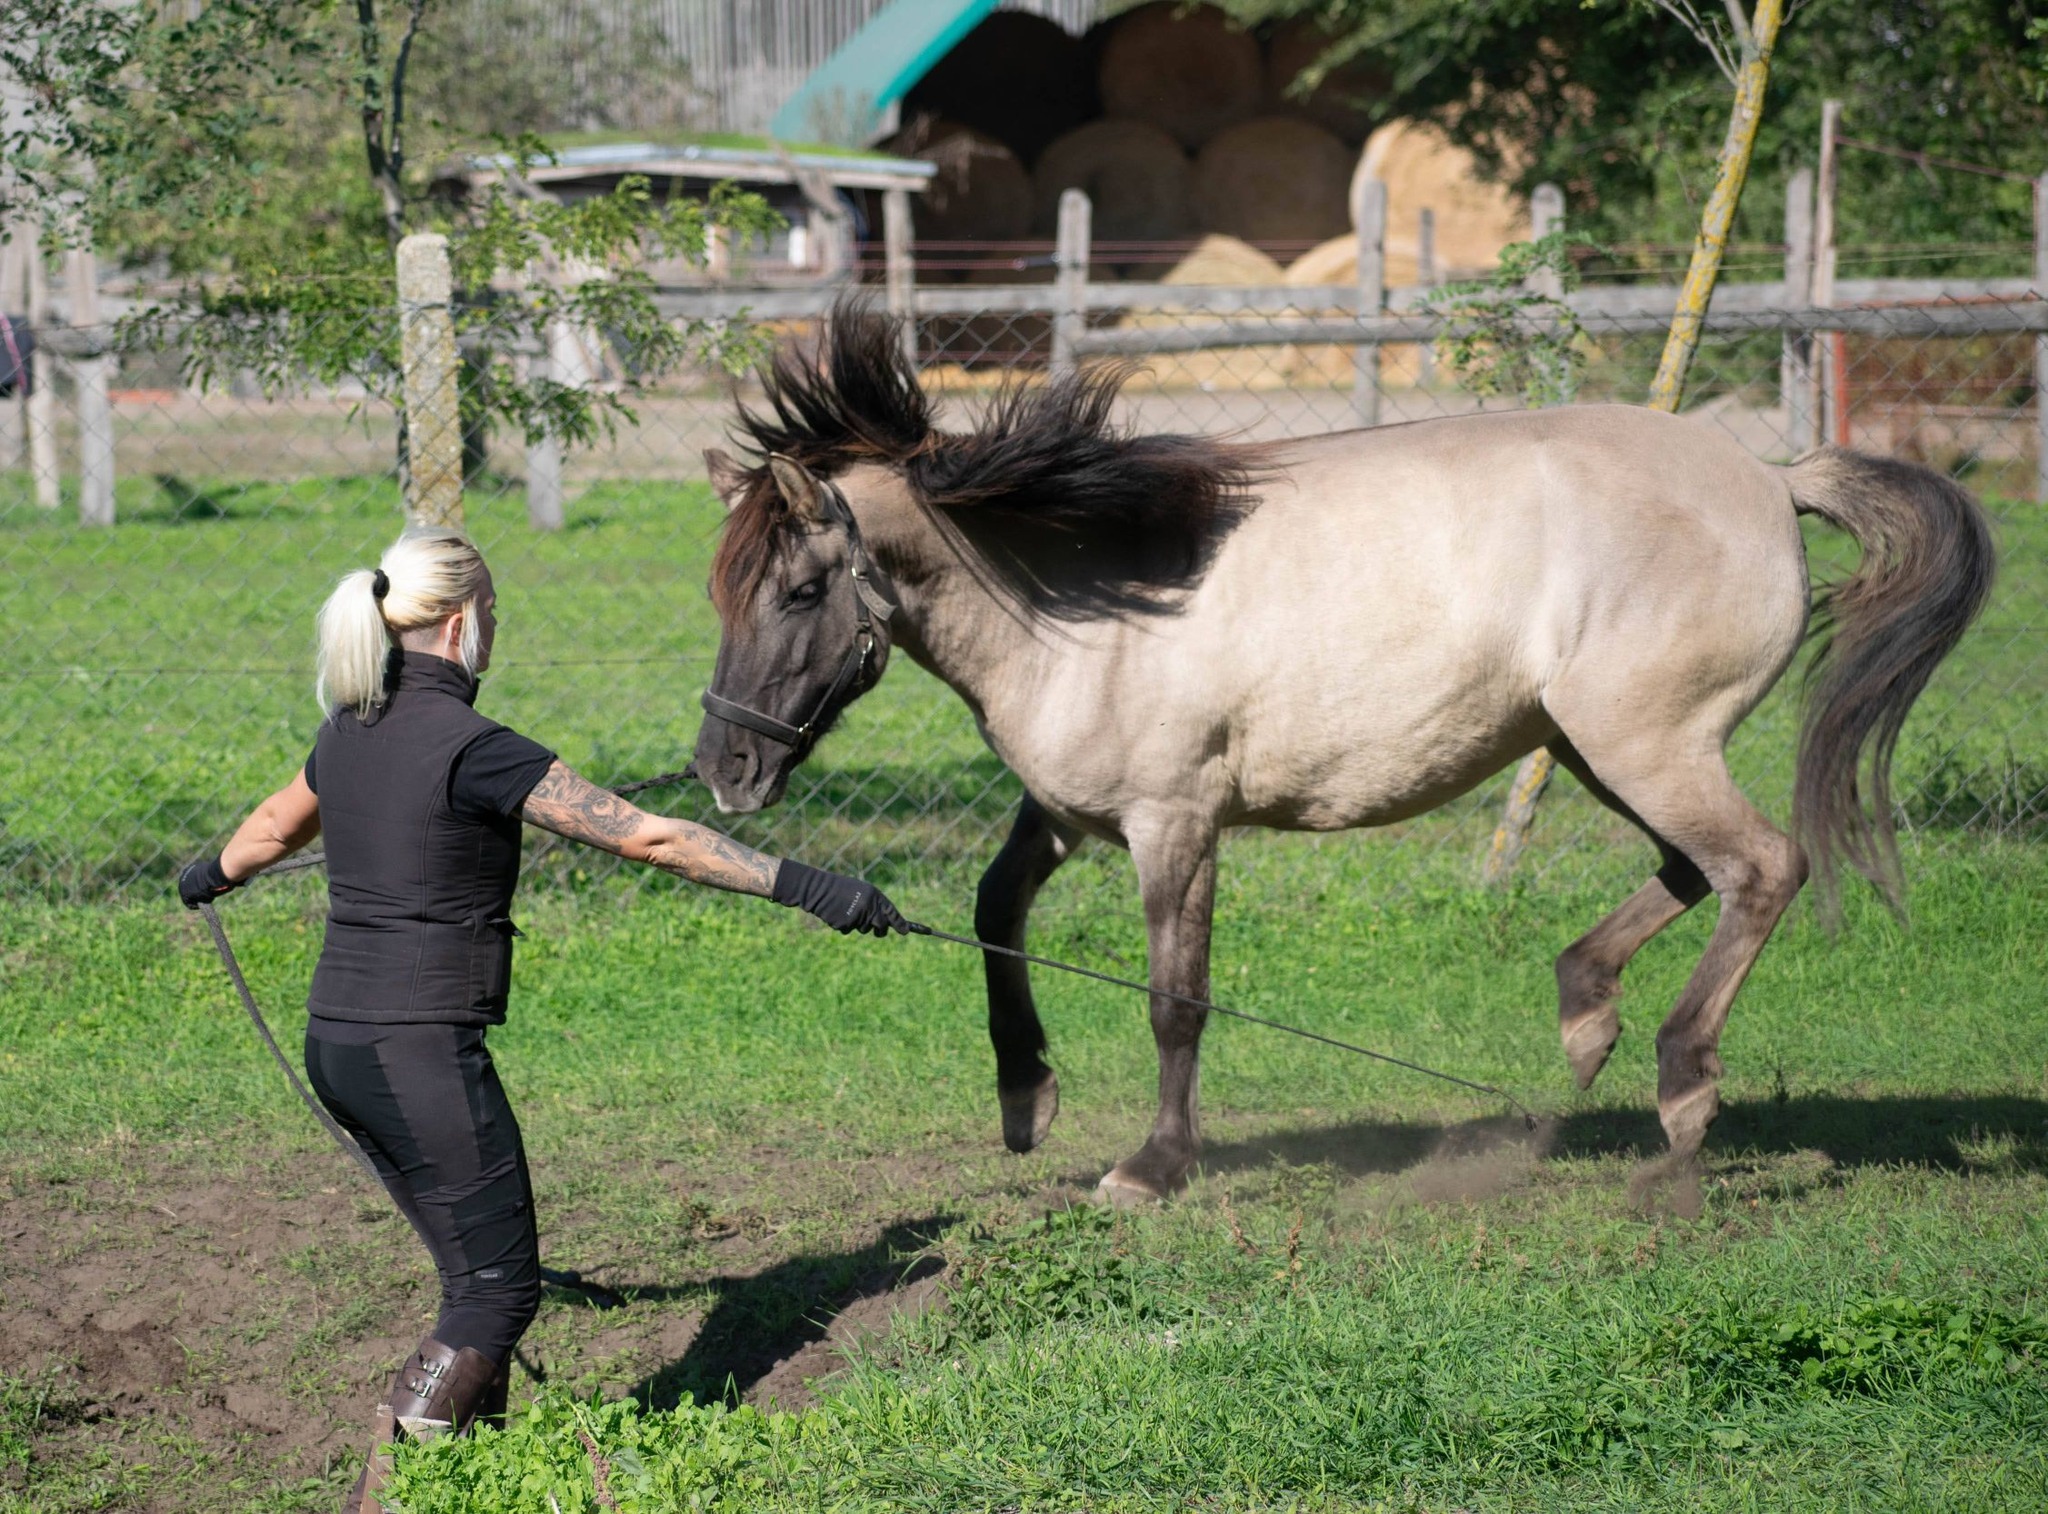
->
[1032, 119, 1196, 243]
[1263, 18, 1387, 143]
[903, 12, 1094, 165]
[1283, 232, 1359, 286]
[1193, 116, 1353, 246]
[1354, 119, 1524, 278]
[1097, 3, 1262, 151]
[1161, 233, 1286, 287]
[883, 117, 1032, 243]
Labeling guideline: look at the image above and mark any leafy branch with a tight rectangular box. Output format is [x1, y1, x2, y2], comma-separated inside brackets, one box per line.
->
[1420, 232, 1592, 409]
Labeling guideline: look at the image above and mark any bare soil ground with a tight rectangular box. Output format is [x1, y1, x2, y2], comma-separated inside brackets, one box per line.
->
[0, 1139, 991, 1512]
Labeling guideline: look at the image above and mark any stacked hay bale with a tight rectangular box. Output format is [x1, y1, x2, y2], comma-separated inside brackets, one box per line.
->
[1120, 235, 1298, 392]
[1279, 120, 1529, 388]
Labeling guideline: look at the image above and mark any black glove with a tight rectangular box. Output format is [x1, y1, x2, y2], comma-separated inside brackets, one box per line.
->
[177, 854, 242, 910]
[771, 860, 911, 937]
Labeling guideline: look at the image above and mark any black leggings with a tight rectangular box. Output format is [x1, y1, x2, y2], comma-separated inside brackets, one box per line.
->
[304, 1019, 540, 1365]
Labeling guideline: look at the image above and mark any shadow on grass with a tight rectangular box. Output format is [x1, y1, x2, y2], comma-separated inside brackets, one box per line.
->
[1200, 1092, 2048, 1178]
[629, 1215, 953, 1411]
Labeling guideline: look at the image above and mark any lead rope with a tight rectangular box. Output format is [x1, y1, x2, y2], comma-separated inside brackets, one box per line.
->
[903, 923, 1539, 1129]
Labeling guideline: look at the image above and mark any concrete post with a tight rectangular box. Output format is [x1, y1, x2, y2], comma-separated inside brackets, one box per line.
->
[24, 229, 59, 512]
[0, 235, 23, 470]
[523, 348, 564, 532]
[1528, 182, 1565, 296]
[1051, 188, 1090, 380]
[68, 245, 115, 527]
[1351, 175, 1386, 426]
[396, 234, 464, 528]
[882, 186, 916, 367]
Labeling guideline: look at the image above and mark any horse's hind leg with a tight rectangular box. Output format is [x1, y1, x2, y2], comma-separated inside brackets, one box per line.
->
[1098, 809, 1218, 1206]
[1551, 731, 1807, 1159]
[977, 794, 1083, 1153]
[1547, 740, 1710, 1089]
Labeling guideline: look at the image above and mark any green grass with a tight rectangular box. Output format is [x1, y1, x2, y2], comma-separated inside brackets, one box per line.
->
[5, 840, 2045, 1510]
[3, 458, 2045, 1509]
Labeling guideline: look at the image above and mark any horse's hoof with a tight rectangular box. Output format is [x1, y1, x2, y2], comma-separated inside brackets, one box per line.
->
[1094, 1151, 1189, 1207]
[998, 1071, 1059, 1154]
[1561, 1009, 1621, 1090]
[1657, 1080, 1720, 1160]
[1094, 1168, 1167, 1208]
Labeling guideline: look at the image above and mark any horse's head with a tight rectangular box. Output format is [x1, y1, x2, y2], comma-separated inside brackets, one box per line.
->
[693, 450, 895, 814]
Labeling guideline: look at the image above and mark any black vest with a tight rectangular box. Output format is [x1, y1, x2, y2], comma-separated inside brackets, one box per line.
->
[307, 652, 524, 1025]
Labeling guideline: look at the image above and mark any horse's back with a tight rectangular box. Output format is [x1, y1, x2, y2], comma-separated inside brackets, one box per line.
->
[1180, 406, 1809, 827]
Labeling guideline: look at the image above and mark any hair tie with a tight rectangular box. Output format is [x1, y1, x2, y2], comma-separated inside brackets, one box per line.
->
[371, 568, 390, 601]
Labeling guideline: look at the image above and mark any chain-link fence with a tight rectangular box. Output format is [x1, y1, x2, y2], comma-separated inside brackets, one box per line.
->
[2, 285, 2043, 910]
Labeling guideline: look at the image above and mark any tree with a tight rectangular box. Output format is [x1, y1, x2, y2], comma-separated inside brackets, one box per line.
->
[2, 1, 775, 460]
[1239, 0, 2046, 275]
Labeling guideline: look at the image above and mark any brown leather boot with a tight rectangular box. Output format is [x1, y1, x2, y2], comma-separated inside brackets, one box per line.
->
[475, 1359, 511, 1432]
[342, 1339, 499, 1513]
[387, 1337, 500, 1439]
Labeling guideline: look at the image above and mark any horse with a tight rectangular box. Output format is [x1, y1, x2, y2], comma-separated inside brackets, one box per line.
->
[690, 305, 1993, 1204]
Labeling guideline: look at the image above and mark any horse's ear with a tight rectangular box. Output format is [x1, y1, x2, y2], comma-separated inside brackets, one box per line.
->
[703, 448, 747, 511]
[767, 453, 829, 522]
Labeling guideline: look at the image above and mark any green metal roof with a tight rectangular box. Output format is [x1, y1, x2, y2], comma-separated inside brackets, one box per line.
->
[771, 0, 1000, 146]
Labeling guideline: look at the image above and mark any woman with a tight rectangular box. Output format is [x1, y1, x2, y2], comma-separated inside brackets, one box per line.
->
[178, 527, 906, 1513]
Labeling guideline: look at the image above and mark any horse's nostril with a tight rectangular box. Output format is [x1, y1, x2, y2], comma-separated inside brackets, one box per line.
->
[681, 761, 699, 782]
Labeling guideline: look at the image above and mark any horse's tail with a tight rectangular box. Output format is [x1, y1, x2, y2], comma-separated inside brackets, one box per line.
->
[1785, 446, 1995, 917]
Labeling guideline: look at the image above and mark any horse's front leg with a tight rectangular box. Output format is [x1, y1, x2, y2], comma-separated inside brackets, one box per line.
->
[1098, 811, 1218, 1205]
[976, 794, 1084, 1153]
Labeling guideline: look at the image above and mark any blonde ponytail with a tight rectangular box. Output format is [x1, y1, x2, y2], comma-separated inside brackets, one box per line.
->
[316, 527, 488, 718]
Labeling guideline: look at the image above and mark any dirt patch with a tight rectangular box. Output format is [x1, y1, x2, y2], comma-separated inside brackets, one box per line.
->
[745, 1262, 948, 1413]
[0, 1142, 981, 1512]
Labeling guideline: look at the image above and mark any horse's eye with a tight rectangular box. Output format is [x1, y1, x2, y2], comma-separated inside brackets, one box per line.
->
[784, 578, 824, 610]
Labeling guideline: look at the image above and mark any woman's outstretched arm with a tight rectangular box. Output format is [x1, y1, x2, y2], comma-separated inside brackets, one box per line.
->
[220, 771, 323, 878]
[519, 761, 779, 895]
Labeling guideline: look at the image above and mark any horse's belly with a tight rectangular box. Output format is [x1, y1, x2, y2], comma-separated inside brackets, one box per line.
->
[1229, 691, 1555, 831]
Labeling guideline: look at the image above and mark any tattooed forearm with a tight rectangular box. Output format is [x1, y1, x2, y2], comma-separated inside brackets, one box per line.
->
[520, 760, 779, 896]
[645, 822, 779, 896]
[521, 762, 648, 848]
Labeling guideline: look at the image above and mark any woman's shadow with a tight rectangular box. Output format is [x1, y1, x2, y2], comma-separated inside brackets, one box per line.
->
[625, 1215, 952, 1411]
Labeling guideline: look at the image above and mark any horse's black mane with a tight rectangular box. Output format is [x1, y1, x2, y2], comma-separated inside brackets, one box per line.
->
[714, 302, 1270, 619]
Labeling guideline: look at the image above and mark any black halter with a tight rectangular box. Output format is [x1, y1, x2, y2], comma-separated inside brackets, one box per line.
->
[700, 480, 897, 754]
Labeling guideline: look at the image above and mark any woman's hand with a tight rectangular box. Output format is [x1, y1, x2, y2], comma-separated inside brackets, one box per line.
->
[770, 861, 912, 936]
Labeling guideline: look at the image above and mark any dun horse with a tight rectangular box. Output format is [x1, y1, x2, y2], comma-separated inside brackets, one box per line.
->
[693, 307, 1992, 1203]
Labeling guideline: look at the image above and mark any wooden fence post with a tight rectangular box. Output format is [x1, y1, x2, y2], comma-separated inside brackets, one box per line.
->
[1483, 181, 1568, 884]
[68, 245, 115, 528]
[1352, 175, 1387, 426]
[396, 233, 464, 528]
[1782, 166, 1817, 454]
[24, 227, 60, 512]
[2035, 172, 2047, 504]
[1051, 188, 1090, 380]
[883, 186, 916, 367]
[1814, 99, 1842, 446]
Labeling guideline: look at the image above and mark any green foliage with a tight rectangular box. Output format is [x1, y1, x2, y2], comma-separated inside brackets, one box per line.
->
[1423, 232, 1590, 406]
[1235, 0, 2048, 271]
[0, 0, 323, 248]
[384, 1392, 824, 1514]
[10, 1, 780, 462]
[943, 1206, 1155, 1340]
